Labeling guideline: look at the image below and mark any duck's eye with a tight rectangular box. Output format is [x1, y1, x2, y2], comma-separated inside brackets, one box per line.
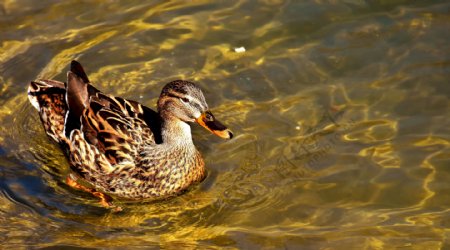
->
[180, 97, 190, 103]
[205, 112, 214, 121]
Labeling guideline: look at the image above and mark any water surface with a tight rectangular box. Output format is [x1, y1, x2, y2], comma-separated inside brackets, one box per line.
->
[1, 0, 450, 249]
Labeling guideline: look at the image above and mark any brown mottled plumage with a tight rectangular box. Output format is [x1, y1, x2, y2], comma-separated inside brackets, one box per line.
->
[28, 60, 233, 200]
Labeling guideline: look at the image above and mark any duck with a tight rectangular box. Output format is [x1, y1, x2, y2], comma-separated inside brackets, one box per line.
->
[27, 60, 233, 206]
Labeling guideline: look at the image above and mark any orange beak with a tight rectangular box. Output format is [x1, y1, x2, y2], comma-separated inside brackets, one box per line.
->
[195, 111, 233, 139]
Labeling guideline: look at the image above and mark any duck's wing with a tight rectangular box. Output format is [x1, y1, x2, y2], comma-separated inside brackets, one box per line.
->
[65, 61, 161, 165]
[64, 61, 100, 138]
[79, 93, 159, 164]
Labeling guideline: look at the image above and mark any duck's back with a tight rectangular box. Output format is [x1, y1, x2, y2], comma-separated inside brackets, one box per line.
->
[27, 67, 162, 150]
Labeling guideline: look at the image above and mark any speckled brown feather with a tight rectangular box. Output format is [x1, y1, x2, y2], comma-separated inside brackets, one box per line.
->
[28, 80, 68, 144]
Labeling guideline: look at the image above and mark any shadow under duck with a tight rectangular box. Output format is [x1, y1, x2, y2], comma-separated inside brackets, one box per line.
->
[28, 60, 233, 203]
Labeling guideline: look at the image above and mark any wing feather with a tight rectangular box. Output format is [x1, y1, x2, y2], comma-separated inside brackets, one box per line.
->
[80, 93, 155, 165]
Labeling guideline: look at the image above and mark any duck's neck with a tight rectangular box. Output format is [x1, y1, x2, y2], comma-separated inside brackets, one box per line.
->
[160, 113, 194, 148]
[137, 112, 205, 199]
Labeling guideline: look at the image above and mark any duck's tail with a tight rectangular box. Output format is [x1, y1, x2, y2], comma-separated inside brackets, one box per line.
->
[27, 79, 68, 143]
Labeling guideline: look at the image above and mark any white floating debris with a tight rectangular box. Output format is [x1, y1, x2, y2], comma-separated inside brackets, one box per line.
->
[295, 126, 301, 130]
[234, 46, 246, 53]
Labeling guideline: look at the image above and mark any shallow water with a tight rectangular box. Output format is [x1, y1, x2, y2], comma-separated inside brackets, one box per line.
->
[1, 0, 450, 248]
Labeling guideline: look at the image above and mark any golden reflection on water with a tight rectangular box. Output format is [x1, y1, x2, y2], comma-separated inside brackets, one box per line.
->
[0, 0, 450, 248]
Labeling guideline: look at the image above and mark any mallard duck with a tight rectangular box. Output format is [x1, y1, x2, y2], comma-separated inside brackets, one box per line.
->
[28, 60, 233, 204]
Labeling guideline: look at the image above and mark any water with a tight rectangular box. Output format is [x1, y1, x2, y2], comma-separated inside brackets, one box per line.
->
[1, 0, 449, 248]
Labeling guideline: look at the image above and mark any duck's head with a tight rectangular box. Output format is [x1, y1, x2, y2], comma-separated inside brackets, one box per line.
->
[157, 80, 233, 139]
